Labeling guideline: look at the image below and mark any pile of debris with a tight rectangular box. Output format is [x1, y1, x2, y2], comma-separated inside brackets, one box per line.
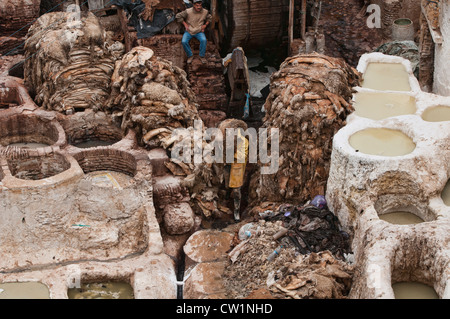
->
[108, 46, 201, 151]
[223, 201, 354, 299]
[375, 41, 419, 78]
[24, 12, 124, 114]
[249, 53, 359, 206]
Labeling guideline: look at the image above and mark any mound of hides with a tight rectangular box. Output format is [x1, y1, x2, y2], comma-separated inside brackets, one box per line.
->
[24, 11, 124, 113]
[249, 53, 360, 206]
[108, 46, 201, 149]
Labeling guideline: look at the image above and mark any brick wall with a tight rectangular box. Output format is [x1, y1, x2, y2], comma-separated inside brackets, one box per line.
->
[371, 0, 421, 38]
[138, 35, 186, 70]
[0, 0, 41, 37]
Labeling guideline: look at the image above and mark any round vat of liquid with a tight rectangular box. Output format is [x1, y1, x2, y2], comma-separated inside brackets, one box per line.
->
[67, 282, 134, 299]
[421, 105, 450, 122]
[72, 139, 118, 149]
[392, 282, 438, 299]
[442, 180, 450, 206]
[74, 149, 136, 189]
[349, 128, 416, 157]
[64, 112, 123, 149]
[8, 153, 71, 180]
[375, 194, 431, 224]
[354, 92, 416, 120]
[85, 170, 134, 189]
[361, 62, 411, 91]
[0, 114, 61, 148]
[0, 282, 50, 299]
[379, 211, 424, 225]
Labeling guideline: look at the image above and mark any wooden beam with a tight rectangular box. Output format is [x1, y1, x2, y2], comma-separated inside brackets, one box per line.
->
[301, 0, 306, 40]
[289, 0, 295, 50]
[117, 7, 132, 52]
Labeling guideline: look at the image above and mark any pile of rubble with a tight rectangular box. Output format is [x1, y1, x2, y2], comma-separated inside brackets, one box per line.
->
[249, 53, 359, 206]
[223, 201, 354, 299]
[24, 12, 124, 114]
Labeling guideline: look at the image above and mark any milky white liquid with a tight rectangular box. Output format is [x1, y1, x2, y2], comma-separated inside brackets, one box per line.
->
[349, 128, 416, 157]
[362, 63, 411, 91]
[354, 92, 416, 120]
[422, 105, 450, 122]
[0, 282, 50, 299]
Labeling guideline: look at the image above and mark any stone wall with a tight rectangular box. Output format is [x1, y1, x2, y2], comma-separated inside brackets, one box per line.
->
[433, 0, 450, 96]
[370, 0, 421, 39]
[326, 52, 450, 298]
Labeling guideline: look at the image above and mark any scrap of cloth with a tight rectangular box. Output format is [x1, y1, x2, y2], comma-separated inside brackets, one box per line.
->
[111, 0, 175, 39]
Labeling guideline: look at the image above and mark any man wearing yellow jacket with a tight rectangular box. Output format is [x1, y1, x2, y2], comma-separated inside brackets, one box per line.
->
[225, 128, 249, 222]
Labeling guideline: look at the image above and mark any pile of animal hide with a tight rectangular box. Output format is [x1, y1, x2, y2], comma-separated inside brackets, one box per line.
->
[108, 46, 200, 143]
[248, 53, 360, 206]
[24, 12, 124, 113]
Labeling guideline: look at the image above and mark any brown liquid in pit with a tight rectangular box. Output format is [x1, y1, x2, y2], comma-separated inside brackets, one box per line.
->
[379, 212, 424, 225]
[67, 282, 134, 299]
[392, 282, 438, 299]
[73, 139, 117, 148]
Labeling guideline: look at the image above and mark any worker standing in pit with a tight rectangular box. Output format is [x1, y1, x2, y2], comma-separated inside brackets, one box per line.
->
[176, 0, 212, 64]
[223, 123, 249, 222]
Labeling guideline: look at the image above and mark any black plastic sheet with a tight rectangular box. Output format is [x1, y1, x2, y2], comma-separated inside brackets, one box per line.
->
[111, 0, 175, 39]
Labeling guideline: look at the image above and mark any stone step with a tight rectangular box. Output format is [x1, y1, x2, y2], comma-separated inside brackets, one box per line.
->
[147, 148, 170, 177]
[152, 175, 190, 209]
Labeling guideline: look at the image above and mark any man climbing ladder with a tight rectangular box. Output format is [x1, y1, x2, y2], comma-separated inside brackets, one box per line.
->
[176, 0, 212, 64]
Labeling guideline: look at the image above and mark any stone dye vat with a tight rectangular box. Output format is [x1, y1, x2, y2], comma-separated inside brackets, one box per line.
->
[0, 77, 177, 299]
[68, 281, 134, 299]
[378, 212, 424, 225]
[348, 128, 416, 157]
[353, 92, 417, 120]
[0, 282, 50, 299]
[326, 52, 450, 299]
[392, 282, 439, 299]
[422, 105, 450, 122]
[361, 62, 412, 91]
[60, 109, 127, 149]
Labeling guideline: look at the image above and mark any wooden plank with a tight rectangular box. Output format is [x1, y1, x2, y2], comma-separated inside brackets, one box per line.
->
[288, 0, 294, 49]
[301, 0, 306, 40]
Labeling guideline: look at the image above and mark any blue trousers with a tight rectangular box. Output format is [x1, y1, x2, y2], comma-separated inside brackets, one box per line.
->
[182, 31, 207, 58]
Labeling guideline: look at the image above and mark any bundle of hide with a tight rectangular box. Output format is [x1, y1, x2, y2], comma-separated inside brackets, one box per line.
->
[108, 46, 201, 150]
[24, 11, 123, 113]
[249, 53, 360, 206]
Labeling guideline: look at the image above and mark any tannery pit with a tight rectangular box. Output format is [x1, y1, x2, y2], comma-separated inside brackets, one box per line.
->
[0, 0, 449, 304]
